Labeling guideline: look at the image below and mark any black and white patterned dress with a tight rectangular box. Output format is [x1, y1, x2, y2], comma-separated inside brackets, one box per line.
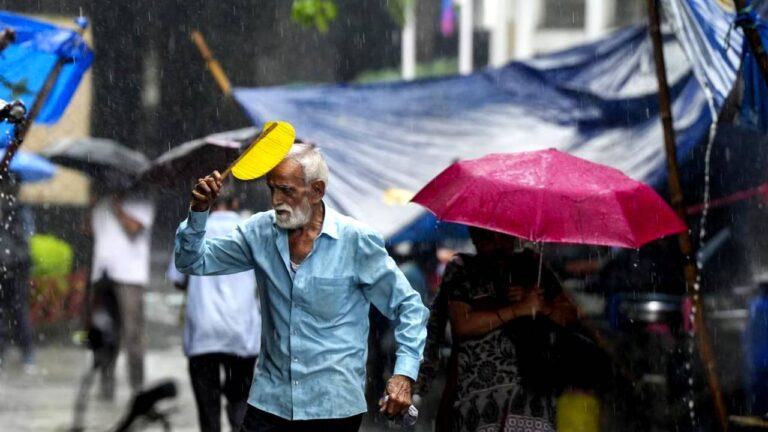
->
[444, 251, 561, 432]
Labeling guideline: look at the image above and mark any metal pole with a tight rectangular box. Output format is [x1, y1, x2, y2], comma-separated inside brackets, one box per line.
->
[491, 0, 510, 65]
[585, 0, 611, 40]
[734, 0, 768, 88]
[0, 61, 64, 181]
[401, 0, 417, 80]
[646, 0, 729, 430]
[458, 0, 474, 75]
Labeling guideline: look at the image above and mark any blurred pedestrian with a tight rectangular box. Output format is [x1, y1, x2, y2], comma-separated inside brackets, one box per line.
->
[175, 144, 428, 432]
[167, 184, 260, 432]
[0, 173, 36, 373]
[446, 227, 578, 432]
[90, 189, 154, 398]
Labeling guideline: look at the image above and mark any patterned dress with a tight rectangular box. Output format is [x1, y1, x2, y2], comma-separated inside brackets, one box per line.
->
[444, 251, 562, 432]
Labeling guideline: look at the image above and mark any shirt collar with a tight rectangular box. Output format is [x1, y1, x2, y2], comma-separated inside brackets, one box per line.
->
[319, 203, 340, 240]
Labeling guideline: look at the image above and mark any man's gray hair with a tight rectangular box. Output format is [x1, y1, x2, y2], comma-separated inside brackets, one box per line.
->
[285, 143, 329, 185]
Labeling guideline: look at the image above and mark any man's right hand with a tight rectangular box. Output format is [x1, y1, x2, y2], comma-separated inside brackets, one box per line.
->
[190, 171, 223, 212]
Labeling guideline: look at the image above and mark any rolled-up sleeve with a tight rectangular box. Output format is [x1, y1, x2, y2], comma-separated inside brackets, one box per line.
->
[175, 209, 255, 276]
[357, 230, 429, 381]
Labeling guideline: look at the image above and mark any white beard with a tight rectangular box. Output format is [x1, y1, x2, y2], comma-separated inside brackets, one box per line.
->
[274, 198, 312, 229]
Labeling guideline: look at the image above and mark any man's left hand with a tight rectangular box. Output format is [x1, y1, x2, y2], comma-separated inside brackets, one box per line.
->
[380, 374, 413, 417]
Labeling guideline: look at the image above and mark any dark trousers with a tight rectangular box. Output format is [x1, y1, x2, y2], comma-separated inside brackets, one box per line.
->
[239, 406, 363, 432]
[190, 353, 257, 432]
[0, 272, 34, 364]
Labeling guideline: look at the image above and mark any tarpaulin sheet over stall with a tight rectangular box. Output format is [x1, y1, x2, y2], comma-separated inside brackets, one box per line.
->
[233, 26, 710, 241]
[0, 12, 93, 148]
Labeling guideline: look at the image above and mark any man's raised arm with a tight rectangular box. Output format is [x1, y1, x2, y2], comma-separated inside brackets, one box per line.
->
[175, 171, 255, 276]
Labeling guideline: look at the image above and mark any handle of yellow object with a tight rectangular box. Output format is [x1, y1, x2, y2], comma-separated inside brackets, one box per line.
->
[221, 122, 279, 180]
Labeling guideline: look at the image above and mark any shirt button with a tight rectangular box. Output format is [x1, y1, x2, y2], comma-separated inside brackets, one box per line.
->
[293, 380, 299, 386]
[293, 357, 299, 362]
[292, 330, 298, 336]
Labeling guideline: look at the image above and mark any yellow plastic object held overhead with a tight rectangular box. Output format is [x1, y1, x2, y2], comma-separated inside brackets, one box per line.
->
[226, 121, 295, 180]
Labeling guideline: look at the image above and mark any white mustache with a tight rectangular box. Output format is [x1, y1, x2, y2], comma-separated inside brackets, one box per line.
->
[274, 204, 292, 213]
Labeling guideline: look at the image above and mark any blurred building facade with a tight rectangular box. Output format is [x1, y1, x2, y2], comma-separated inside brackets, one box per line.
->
[481, 0, 646, 64]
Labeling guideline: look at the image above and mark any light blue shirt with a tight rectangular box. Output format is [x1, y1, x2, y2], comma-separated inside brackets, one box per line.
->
[167, 211, 261, 358]
[175, 205, 429, 420]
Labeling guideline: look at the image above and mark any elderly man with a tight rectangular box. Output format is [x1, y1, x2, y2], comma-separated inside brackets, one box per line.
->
[175, 144, 428, 432]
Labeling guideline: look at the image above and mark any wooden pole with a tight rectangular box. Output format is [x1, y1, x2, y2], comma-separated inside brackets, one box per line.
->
[190, 30, 233, 97]
[646, 1, 729, 430]
[734, 0, 768, 89]
[0, 60, 64, 181]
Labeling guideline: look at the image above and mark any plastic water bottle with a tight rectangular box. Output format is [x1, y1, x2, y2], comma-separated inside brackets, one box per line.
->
[379, 395, 419, 427]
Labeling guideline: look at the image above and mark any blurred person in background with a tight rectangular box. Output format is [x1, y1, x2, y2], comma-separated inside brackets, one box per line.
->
[0, 173, 36, 373]
[90, 188, 155, 399]
[445, 227, 578, 432]
[167, 184, 260, 432]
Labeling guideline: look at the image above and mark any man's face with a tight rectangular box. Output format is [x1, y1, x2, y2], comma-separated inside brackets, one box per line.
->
[267, 159, 313, 229]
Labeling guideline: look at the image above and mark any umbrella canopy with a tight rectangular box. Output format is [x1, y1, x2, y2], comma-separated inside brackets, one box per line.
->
[0, 147, 56, 182]
[411, 149, 687, 248]
[142, 127, 258, 187]
[40, 137, 149, 190]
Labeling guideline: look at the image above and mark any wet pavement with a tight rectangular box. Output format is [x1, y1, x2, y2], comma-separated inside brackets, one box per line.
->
[0, 345, 199, 431]
[0, 289, 432, 431]
[0, 289, 198, 432]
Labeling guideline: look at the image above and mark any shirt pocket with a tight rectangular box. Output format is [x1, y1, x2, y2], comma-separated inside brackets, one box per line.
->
[309, 276, 354, 321]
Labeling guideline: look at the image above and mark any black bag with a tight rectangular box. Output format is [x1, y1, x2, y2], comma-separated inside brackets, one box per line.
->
[87, 275, 121, 353]
[503, 317, 611, 394]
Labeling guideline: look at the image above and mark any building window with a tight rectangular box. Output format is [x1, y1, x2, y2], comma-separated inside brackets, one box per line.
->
[542, 0, 586, 29]
[614, 0, 646, 27]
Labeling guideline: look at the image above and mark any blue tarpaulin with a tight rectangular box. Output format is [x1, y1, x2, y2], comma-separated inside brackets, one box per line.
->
[664, 0, 743, 112]
[0, 12, 93, 143]
[0, 148, 55, 182]
[233, 26, 710, 242]
[666, 0, 768, 133]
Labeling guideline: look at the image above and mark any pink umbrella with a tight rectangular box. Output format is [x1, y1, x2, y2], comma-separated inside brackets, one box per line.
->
[411, 149, 686, 249]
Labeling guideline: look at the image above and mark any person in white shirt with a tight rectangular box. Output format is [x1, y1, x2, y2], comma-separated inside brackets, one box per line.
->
[90, 191, 155, 398]
[167, 185, 260, 432]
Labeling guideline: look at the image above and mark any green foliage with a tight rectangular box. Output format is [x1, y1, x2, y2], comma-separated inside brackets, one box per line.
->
[291, 0, 412, 32]
[291, 0, 338, 33]
[29, 234, 73, 277]
[386, 0, 408, 27]
[354, 57, 459, 83]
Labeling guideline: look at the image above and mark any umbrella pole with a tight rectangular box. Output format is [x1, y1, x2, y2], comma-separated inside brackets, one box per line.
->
[536, 242, 544, 288]
[0, 60, 64, 181]
[734, 0, 768, 88]
[647, 0, 728, 430]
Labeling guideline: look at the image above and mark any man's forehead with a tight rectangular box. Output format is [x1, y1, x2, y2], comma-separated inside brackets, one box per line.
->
[267, 159, 304, 182]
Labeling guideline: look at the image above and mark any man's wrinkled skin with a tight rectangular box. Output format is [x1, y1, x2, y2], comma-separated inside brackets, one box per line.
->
[380, 374, 414, 416]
